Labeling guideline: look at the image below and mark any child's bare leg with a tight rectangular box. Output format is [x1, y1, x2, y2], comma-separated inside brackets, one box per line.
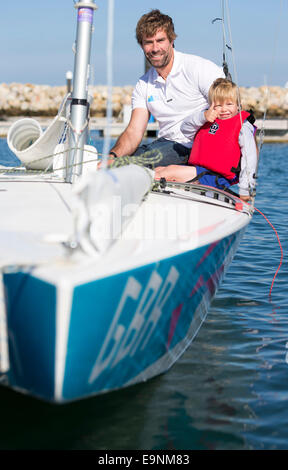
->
[154, 165, 197, 183]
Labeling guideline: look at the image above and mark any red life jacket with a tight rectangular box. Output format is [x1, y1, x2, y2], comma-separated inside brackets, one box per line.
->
[188, 110, 250, 180]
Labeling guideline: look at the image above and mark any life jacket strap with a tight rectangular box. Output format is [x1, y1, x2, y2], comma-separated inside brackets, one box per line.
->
[186, 169, 234, 191]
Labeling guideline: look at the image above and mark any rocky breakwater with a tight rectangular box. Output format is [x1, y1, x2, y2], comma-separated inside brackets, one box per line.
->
[0, 83, 134, 118]
[0, 83, 288, 118]
[240, 86, 288, 118]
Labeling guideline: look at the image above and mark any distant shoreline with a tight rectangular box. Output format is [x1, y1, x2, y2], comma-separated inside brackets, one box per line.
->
[1, 83, 288, 120]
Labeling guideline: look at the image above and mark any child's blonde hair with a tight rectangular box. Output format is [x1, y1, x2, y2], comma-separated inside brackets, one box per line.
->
[208, 78, 240, 105]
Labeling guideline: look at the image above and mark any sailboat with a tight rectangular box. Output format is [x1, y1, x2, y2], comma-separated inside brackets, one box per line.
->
[0, 1, 254, 403]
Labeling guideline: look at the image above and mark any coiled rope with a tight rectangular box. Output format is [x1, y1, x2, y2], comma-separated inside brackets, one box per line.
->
[0, 146, 163, 175]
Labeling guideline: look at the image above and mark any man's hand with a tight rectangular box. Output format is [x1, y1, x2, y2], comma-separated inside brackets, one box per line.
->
[204, 102, 219, 123]
[97, 153, 116, 169]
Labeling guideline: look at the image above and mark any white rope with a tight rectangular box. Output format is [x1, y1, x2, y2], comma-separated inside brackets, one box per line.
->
[102, 0, 115, 169]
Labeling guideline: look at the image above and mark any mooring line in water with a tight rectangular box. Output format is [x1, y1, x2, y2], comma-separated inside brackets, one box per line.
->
[254, 206, 283, 299]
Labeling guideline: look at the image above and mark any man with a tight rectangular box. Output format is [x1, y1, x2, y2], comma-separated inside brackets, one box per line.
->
[109, 9, 224, 166]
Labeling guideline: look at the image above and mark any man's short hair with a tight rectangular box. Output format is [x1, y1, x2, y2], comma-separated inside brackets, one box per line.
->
[136, 9, 177, 45]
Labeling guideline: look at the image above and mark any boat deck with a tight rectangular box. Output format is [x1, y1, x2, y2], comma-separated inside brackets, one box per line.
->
[0, 171, 251, 285]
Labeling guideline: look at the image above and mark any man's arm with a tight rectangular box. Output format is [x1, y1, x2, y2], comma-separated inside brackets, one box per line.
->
[180, 109, 207, 141]
[109, 108, 150, 158]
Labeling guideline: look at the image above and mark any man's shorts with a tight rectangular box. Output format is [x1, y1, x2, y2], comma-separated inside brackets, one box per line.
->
[194, 165, 238, 190]
[132, 138, 190, 167]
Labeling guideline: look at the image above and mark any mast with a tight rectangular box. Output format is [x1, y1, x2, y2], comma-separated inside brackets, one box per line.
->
[66, 0, 98, 183]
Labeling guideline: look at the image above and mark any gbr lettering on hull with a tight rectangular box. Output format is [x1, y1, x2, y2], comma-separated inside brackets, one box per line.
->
[89, 266, 179, 383]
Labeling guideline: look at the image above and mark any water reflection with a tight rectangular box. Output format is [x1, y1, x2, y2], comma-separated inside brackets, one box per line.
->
[0, 142, 287, 449]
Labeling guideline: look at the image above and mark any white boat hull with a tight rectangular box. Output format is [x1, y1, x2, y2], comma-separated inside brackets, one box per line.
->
[0, 174, 250, 403]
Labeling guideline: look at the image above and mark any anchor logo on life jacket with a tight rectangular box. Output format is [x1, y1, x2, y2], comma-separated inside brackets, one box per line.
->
[209, 122, 219, 135]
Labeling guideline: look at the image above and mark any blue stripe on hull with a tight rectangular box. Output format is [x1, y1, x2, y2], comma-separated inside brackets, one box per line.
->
[62, 230, 242, 401]
[2, 228, 244, 403]
[3, 273, 56, 400]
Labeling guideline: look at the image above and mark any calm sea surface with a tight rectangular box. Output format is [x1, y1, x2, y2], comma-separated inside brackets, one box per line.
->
[0, 136, 287, 450]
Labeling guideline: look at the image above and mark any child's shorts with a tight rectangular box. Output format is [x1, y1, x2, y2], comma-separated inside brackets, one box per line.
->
[194, 165, 238, 190]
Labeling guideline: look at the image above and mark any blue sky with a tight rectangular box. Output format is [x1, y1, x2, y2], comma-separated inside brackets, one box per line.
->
[1, 0, 287, 88]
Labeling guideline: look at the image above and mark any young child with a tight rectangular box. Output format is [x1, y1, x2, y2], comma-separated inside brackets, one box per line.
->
[154, 78, 258, 201]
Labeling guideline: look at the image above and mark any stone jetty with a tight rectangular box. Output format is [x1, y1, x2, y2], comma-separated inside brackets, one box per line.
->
[0, 83, 134, 118]
[0, 83, 288, 118]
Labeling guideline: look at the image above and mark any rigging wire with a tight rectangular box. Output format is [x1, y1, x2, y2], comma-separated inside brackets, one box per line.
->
[212, 5, 231, 80]
[102, 0, 114, 169]
[212, 1, 255, 202]
[223, 0, 256, 202]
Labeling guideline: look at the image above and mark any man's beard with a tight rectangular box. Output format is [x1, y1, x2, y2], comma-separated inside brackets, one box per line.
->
[145, 51, 172, 69]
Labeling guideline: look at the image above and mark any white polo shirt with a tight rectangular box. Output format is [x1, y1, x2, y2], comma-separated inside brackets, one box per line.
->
[132, 50, 224, 147]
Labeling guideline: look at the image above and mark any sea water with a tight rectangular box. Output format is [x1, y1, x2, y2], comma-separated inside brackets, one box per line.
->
[0, 136, 287, 450]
